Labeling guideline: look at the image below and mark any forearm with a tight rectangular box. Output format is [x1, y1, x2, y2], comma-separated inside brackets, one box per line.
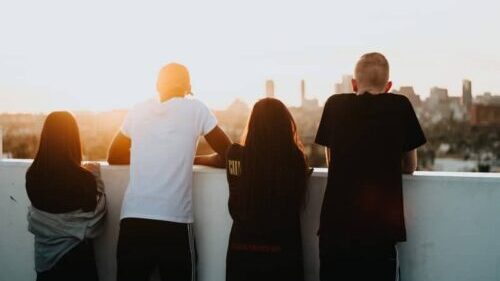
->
[401, 161, 417, 174]
[325, 148, 331, 167]
[202, 125, 232, 168]
[107, 150, 130, 165]
[194, 153, 225, 168]
[402, 149, 418, 174]
[107, 132, 131, 165]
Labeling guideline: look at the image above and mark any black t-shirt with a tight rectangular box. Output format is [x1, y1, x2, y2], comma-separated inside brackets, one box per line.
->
[225, 144, 302, 253]
[315, 93, 426, 242]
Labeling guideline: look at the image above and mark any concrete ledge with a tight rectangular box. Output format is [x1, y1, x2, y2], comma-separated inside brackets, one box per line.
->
[1, 160, 500, 281]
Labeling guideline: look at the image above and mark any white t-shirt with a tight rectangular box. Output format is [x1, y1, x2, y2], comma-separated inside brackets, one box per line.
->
[120, 97, 217, 223]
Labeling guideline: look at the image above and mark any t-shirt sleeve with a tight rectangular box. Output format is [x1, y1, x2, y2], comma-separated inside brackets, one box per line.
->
[198, 101, 218, 136]
[403, 98, 427, 151]
[315, 97, 335, 147]
[120, 110, 133, 138]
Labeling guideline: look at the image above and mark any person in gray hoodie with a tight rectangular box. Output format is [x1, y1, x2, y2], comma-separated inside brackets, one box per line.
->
[26, 111, 106, 281]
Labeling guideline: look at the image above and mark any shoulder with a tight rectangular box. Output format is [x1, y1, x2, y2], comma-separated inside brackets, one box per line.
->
[386, 93, 411, 103]
[324, 93, 356, 107]
[386, 93, 414, 112]
[183, 97, 209, 109]
[179, 97, 213, 116]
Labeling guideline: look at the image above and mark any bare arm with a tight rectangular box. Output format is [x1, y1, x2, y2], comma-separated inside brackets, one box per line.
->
[402, 149, 418, 174]
[107, 132, 131, 165]
[194, 125, 232, 168]
[325, 148, 331, 167]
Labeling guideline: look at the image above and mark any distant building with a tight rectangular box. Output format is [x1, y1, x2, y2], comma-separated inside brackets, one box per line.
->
[475, 92, 500, 106]
[469, 104, 500, 127]
[448, 97, 467, 121]
[462, 79, 473, 110]
[214, 98, 251, 141]
[430, 87, 449, 100]
[424, 87, 468, 123]
[265, 80, 275, 98]
[226, 98, 250, 115]
[395, 86, 422, 107]
[300, 80, 319, 110]
[427, 87, 449, 108]
[334, 75, 353, 94]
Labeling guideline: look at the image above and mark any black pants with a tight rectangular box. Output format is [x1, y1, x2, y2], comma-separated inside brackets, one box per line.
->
[36, 240, 99, 281]
[319, 235, 398, 281]
[226, 249, 304, 281]
[117, 218, 196, 281]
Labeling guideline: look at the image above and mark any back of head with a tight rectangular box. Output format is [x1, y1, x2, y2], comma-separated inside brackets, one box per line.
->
[243, 98, 300, 153]
[156, 63, 192, 101]
[240, 98, 307, 227]
[27, 111, 84, 185]
[354, 52, 390, 93]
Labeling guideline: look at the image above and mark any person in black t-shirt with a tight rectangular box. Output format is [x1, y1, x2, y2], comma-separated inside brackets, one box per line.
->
[315, 53, 426, 281]
[225, 98, 310, 281]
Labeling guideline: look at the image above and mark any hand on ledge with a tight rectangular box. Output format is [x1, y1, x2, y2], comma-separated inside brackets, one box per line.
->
[107, 157, 130, 165]
[194, 154, 226, 168]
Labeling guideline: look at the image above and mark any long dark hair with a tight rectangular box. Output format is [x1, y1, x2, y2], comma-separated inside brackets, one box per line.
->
[240, 98, 308, 227]
[26, 111, 94, 193]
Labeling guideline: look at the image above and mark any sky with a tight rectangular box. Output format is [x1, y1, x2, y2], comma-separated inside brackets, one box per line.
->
[0, 0, 499, 112]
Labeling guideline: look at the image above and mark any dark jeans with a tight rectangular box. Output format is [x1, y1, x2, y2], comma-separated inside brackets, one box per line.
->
[36, 240, 99, 281]
[319, 235, 398, 281]
[116, 218, 196, 281]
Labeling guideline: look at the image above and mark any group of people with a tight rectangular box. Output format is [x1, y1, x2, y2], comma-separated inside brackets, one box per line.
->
[26, 52, 426, 281]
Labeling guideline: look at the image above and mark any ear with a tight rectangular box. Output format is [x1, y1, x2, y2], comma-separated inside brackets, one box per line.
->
[351, 79, 358, 92]
[384, 81, 392, 93]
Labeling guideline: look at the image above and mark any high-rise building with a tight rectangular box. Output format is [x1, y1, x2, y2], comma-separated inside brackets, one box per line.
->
[462, 79, 473, 110]
[265, 80, 275, 98]
[300, 80, 319, 110]
[334, 75, 353, 94]
[301, 79, 306, 104]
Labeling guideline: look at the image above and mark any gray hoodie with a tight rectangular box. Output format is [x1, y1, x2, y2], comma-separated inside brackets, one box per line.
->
[27, 172, 106, 272]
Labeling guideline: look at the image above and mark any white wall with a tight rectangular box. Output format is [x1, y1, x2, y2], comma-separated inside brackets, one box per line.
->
[1, 160, 500, 281]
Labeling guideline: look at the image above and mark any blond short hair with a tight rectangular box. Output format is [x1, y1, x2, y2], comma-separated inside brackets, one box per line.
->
[354, 52, 390, 93]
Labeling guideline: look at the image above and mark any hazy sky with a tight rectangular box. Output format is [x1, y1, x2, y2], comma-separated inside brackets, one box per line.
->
[1, 0, 499, 112]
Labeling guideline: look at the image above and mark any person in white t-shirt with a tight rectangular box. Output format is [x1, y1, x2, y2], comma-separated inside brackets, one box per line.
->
[108, 63, 232, 281]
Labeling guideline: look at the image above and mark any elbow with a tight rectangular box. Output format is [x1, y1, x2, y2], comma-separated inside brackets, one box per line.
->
[107, 152, 129, 165]
[214, 153, 227, 168]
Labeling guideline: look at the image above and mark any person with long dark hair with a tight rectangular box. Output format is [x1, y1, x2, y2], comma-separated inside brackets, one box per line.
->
[225, 98, 309, 281]
[26, 111, 106, 281]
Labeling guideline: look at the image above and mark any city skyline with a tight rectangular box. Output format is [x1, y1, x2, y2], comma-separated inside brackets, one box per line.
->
[1, 0, 500, 113]
[0, 75, 498, 113]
